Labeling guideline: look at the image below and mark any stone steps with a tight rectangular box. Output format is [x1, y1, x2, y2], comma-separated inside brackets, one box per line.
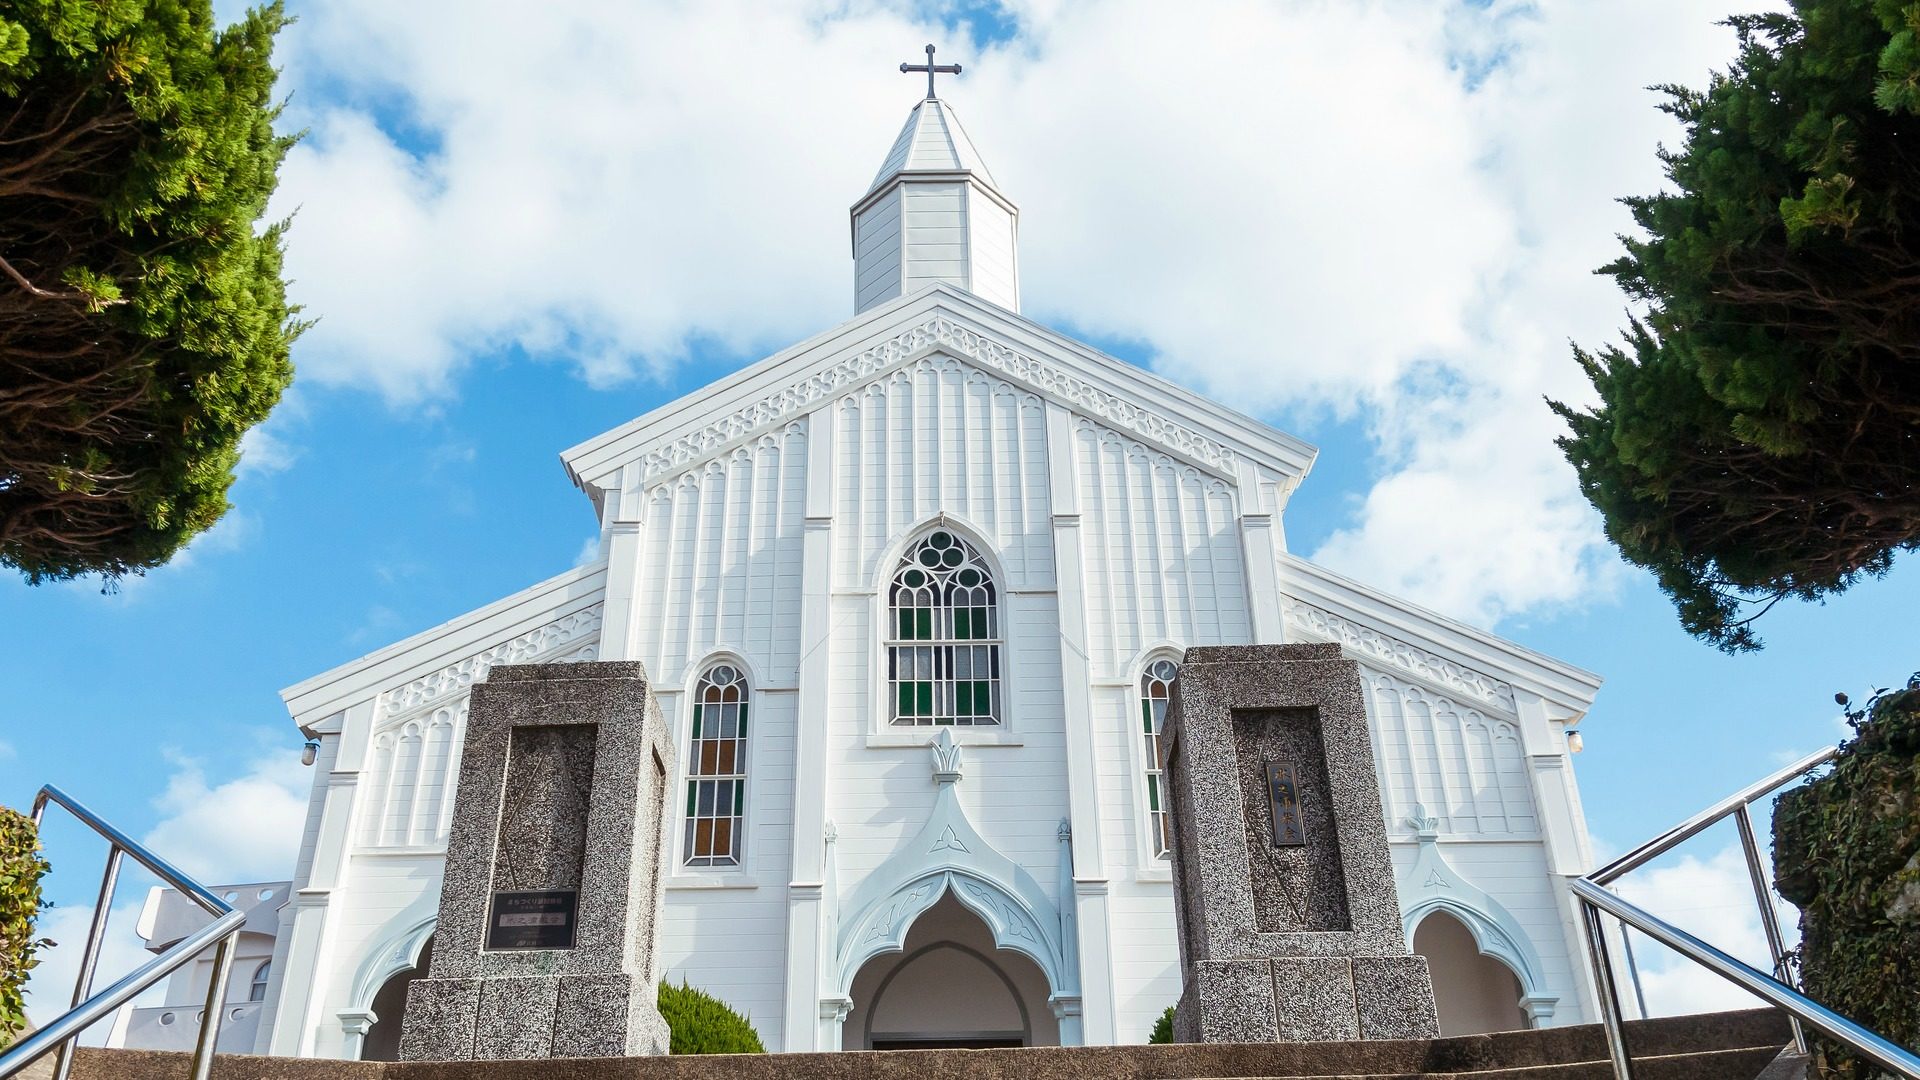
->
[64, 1009, 1793, 1080]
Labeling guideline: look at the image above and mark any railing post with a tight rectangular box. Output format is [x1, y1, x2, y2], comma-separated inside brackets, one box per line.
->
[189, 934, 236, 1080]
[1734, 803, 1808, 1055]
[1581, 898, 1636, 1080]
[52, 847, 123, 1080]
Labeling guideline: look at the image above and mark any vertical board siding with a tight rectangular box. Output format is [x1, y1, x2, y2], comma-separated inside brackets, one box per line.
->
[1362, 668, 1538, 839]
[833, 359, 1052, 591]
[638, 424, 807, 689]
[1075, 419, 1251, 678]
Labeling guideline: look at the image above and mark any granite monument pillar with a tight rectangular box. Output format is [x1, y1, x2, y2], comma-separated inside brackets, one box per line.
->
[398, 661, 673, 1060]
[1162, 643, 1439, 1043]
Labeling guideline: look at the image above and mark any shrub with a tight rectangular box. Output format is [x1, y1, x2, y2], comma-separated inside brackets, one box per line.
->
[658, 980, 765, 1055]
[1772, 675, 1920, 1079]
[1149, 1005, 1175, 1044]
[0, 808, 51, 1049]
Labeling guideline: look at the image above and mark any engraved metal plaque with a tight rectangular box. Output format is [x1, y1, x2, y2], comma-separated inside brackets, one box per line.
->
[1265, 760, 1307, 847]
[485, 889, 578, 950]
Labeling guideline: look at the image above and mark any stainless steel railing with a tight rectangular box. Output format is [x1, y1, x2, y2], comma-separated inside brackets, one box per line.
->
[0, 786, 247, 1080]
[1578, 747, 1920, 1080]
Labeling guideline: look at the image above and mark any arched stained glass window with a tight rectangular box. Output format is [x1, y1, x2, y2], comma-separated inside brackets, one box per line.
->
[684, 663, 749, 867]
[249, 960, 271, 1002]
[1141, 658, 1179, 858]
[888, 530, 1001, 726]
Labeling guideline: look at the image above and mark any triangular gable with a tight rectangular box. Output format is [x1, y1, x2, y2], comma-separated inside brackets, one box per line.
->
[1277, 552, 1602, 722]
[561, 284, 1317, 494]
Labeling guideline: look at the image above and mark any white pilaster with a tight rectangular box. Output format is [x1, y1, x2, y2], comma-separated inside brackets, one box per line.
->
[1043, 401, 1117, 1044]
[784, 406, 837, 1050]
[1514, 688, 1608, 1022]
[596, 466, 648, 661]
[268, 698, 376, 1055]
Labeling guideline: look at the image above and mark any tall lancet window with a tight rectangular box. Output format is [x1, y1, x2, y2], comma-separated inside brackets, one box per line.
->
[888, 529, 1002, 726]
[684, 662, 749, 867]
[1141, 658, 1179, 858]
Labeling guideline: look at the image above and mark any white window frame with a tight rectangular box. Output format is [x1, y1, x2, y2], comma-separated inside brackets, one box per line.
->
[1127, 646, 1184, 878]
[678, 656, 755, 872]
[248, 960, 271, 1003]
[866, 520, 1021, 746]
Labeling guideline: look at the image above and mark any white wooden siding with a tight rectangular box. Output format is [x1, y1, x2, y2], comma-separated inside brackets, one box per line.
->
[968, 195, 1017, 312]
[902, 184, 969, 294]
[1363, 669, 1538, 839]
[853, 187, 903, 313]
[832, 359, 1052, 591]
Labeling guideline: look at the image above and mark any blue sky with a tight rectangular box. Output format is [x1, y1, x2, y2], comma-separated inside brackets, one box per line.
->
[6, 0, 1899, 1021]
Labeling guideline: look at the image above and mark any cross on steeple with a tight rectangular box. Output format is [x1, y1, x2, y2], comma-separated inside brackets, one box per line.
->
[900, 43, 961, 100]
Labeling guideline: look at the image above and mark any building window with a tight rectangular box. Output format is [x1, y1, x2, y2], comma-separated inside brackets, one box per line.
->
[1141, 658, 1179, 858]
[684, 663, 749, 867]
[248, 960, 271, 1002]
[888, 530, 1001, 726]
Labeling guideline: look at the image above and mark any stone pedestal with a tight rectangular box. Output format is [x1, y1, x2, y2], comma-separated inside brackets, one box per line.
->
[1162, 643, 1438, 1043]
[399, 661, 674, 1060]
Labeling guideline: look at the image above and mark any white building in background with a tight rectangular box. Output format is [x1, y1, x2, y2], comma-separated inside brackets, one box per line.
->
[257, 81, 1609, 1058]
[110, 881, 288, 1053]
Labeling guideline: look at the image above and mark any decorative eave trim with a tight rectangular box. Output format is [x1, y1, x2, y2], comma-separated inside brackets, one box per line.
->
[280, 563, 608, 726]
[1284, 601, 1517, 715]
[561, 285, 1317, 493]
[1278, 552, 1602, 720]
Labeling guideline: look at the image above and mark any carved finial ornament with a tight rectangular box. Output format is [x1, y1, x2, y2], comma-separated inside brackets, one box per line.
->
[930, 729, 964, 784]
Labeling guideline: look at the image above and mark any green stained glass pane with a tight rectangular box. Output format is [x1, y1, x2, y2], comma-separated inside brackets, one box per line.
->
[916, 681, 933, 715]
[738, 702, 748, 736]
[898, 609, 914, 640]
[1148, 776, 1160, 812]
[915, 609, 932, 640]
[686, 784, 696, 816]
[898, 681, 914, 717]
[953, 608, 970, 639]
[972, 609, 989, 639]
[734, 783, 745, 815]
[955, 681, 972, 714]
[691, 704, 702, 739]
[1141, 700, 1153, 733]
[972, 681, 990, 715]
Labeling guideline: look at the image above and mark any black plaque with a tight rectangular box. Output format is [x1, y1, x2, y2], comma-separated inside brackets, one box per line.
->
[485, 889, 578, 950]
[1265, 761, 1307, 847]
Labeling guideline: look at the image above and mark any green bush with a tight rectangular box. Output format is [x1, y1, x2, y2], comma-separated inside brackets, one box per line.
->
[1773, 675, 1920, 1079]
[657, 980, 765, 1055]
[0, 808, 51, 1050]
[1149, 1005, 1175, 1044]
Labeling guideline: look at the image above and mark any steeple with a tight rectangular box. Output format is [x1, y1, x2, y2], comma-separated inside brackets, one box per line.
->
[851, 48, 1020, 314]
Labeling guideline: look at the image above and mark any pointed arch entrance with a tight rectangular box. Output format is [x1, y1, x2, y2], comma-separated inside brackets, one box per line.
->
[848, 892, 1058, 1048]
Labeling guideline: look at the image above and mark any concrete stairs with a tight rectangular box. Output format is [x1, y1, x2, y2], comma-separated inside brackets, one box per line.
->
[63, 1009, 1793, 1080]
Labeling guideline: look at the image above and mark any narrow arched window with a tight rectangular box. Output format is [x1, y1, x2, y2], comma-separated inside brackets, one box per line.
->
[248, 960, 271, 1002]
[888, 530, 1001, 726]
[684, 663, 749, 867]
[1141, 658, 1179, 858]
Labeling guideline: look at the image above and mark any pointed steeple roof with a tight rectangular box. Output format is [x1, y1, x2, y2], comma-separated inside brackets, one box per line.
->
[867, 98, 1000, 195]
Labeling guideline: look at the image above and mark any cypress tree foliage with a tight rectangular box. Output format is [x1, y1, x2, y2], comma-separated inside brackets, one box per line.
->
[1149, 1005, 1175, 1044]
[657, 980, 766, 1055]
[1552, 0, 1920, 651]
[0, 0, 302, 584]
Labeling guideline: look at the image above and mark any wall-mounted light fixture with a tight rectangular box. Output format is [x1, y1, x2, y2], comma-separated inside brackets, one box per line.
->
[1566, 729, 1584, 754]
[301, 739, 320, 767]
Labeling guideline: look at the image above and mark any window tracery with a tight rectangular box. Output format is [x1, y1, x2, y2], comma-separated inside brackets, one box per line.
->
[888, 530, 1001, 726]
[1140, 658, 1179, 858]
[684, 662, 750, 867]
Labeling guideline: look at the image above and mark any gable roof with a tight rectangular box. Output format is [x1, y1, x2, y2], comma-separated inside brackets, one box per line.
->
[562, 283, 1319, 495]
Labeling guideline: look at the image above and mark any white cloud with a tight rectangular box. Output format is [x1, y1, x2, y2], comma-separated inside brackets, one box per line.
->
[139, 750, 310, 885]
[266, 0, 1775, 627]
[23, 900, 158, 1035]
[574, 535, 602, 568]
[0, 739, 14, 761]
[1611, 843, 1801, 1017]
[236, 423, 298, 478]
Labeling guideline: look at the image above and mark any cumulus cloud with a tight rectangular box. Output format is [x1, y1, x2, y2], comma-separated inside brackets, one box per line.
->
[1611, 843, 1800, 1017]
[266, 0, 1773, 627]
[140, 750, 310, 885]
[24, 900, 158, 1034]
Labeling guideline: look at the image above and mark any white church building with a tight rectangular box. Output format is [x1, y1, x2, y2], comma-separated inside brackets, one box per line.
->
[257, 77, 1610, 1058]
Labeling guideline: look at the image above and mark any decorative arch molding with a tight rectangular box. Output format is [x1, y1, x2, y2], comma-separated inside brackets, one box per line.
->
[832, 733, 1075, 1003]
[870, 512, 1009, 595]
[346, 902, 437, 1013]
[1397, 805, 1558, 1025]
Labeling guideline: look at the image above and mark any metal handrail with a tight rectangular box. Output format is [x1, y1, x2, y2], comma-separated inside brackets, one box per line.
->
[1577, 746, 1920, 1080]
[1574, 881, 1920, 1079]
[0, 786, 245, 1080]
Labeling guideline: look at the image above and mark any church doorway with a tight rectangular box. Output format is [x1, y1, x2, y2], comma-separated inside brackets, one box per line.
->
[359, 936, 432, 1061]
[1412, 912, 1528, 1035]
[846, 893, 1058, 1050]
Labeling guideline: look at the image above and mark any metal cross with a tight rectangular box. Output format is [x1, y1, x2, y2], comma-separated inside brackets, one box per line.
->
[900, 43, 961, 100]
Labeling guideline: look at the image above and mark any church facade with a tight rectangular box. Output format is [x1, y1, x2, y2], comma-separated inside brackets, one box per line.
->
[258, 87, 1608, 1057]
